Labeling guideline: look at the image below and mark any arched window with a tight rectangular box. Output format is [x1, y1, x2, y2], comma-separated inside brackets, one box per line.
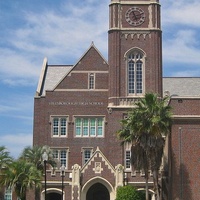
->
[127, 51, 144, 95]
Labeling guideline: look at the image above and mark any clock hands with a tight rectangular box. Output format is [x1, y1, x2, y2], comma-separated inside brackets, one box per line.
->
[125, 7, 145, 26]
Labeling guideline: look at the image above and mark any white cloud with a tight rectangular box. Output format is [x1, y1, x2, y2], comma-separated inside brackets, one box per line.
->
[162, 0, 200, 27]
[0, 133, 33, 159]
[163, 29, 200, 65]
[171, 70, 200, 77]
[0, 1, 108, 86]
[0, 94, 33, 115]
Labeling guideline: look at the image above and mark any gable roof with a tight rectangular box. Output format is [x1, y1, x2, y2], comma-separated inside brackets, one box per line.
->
[35, 43, 108, 97]
[81, 146, 115, 174]
[163, 77, 200, 97]
[35, 57, 73, 97]
[52, 42, 108, 90]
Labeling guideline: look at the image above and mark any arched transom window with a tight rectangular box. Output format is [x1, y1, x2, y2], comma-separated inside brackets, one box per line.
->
[127, 51, 144, 95]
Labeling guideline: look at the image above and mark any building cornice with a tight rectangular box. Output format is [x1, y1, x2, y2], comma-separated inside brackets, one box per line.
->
[110, 1, 160, 6]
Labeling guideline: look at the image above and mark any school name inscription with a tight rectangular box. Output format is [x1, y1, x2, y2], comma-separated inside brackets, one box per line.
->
[49, 101, 104, 106]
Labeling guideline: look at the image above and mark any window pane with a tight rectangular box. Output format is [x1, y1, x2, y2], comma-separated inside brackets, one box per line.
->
[53, 118, 59, 135]
[89, 73, 94, 89]
[97, 118, 103, 136]
[136, 61, 143, 93]
[83, 119, 89, 136]
[125, 151, 131, 169]
[75, 118, 82, 136]
[75, 117, 104, 137]
[84, 150, 91, 163]
[128, 61, 135, 94]
[60, 150, 67, 167]
[60, 118, 66, 135]
[128, 52, 143, 95]
[90, 118, 96, 136]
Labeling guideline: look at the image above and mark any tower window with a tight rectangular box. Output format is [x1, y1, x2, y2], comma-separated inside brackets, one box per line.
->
[127, 52, 144, 95]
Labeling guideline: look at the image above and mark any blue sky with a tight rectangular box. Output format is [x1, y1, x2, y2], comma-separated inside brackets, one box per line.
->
[0, 0, 200, 158]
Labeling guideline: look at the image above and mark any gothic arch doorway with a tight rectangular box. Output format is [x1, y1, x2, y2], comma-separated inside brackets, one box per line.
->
[41, 189, 63, 200]
[46, 192, 61, 200]
[86, 183, 110, 200]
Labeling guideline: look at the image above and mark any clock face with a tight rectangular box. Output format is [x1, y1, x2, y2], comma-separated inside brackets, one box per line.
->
[125, 7, 145, 26]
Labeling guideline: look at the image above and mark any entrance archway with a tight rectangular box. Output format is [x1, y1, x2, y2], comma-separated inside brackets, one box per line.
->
[86, 183, 110, 200]
[46, 192, 61, 200]
[41, 189, 63, 200]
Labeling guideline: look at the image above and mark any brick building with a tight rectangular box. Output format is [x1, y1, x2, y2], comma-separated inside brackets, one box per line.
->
[32, 0, 200, 200]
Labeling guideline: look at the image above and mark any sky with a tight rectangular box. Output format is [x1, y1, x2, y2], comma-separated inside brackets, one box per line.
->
[0, 0, 200, 158]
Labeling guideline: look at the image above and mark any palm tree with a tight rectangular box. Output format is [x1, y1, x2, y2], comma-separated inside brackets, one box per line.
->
[20, 145, 56, 200]
[0, 146, 13, 170]
[0, 159, 42, 200]
[20, 145, 56, 170]
[118, 93, 172, 200]
[0, 146, 13, 200]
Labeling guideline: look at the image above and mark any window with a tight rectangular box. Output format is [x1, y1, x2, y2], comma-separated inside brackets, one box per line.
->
[53, 149, 68, 168]
[4, 187, 12, 200]
[125, 150, 131, 169]
[75, 117, 104, 137]
[52, 117, 67, 137]
[124, 142, 131, 170]
[82, 148, 93, 165]
[127, 51, 144, 95]
[89, 73, 95, 89]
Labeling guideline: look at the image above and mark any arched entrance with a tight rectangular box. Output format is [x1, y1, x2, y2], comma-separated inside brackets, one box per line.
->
[86, 183, 110, 200]
[41, 189, 63, 200]
[46, 192, 61, 200]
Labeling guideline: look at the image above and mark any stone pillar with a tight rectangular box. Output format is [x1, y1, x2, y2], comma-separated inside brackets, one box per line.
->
[71, 164, 81, 200]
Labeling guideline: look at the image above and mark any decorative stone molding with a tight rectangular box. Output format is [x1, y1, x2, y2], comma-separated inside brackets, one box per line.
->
[93, 162, 103, 174]
[121, 31, 151, 40]
[115, 164, 124, 187]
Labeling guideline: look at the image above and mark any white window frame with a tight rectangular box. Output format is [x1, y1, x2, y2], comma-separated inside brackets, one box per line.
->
[74, 116, 104, 138]
[52, 149, 68, 169]
[126, 50, 145, 96]
[125, 150, 131, 170]
[88, 73, 95, 89]
[124, 142, 132, 171]
[51, 116, 68, 137]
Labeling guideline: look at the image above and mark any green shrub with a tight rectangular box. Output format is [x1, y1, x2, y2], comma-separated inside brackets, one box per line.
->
[116, 185, 145, 200]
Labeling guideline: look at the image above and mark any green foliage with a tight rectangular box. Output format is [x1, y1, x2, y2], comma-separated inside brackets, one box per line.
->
[116, 185, 145, 200]
[20, 145, 57, 171]
[117, 93, 172, 199]
[0, 159, 42, 200]
[0, 146, 13, 170]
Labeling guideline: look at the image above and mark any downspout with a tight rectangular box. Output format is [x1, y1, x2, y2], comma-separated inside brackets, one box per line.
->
[179, 127, 183, 200]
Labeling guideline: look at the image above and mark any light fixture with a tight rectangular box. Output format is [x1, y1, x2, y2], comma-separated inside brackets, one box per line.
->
[42, 152, 48, 200]
[61, 164, 65, 200]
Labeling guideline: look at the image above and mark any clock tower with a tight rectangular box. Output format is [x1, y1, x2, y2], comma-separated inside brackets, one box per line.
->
[108, 0, 162, 107]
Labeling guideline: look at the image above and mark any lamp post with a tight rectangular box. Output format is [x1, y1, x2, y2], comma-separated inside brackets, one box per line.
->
[42, 152, 48, 200]
[61, 164, 65, 200]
